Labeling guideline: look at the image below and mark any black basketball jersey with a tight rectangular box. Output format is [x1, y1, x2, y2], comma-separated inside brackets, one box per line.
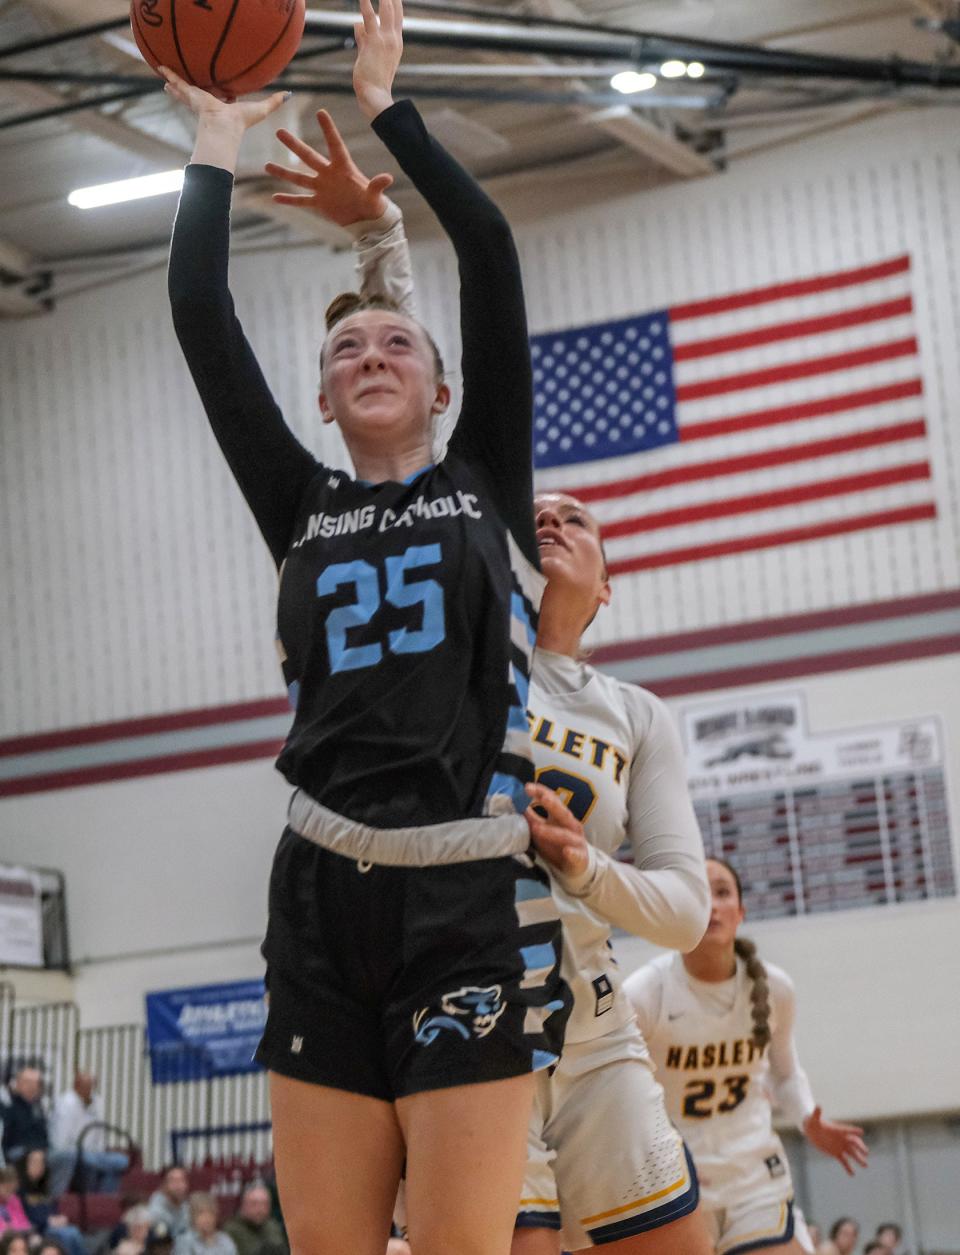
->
[169, 101, 540, 829]
[275, 455, 538, 825]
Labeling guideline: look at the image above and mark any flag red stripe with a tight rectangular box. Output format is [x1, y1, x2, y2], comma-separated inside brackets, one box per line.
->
[601, 462, 930, 539]
[679, 378, 923, 442]
[569, 420, 927, 503]
[672, 296, 913, 362]
[675, 337, 918, 402]
[606, 503, 937, 575]
[669, 255, 910, 322]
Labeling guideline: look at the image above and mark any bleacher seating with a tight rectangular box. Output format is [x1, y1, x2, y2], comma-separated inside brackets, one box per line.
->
[56, 1156, 275, 1235]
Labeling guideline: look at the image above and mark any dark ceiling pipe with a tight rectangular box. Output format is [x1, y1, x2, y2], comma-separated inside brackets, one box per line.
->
[0, 17, 126, 61]
[3, 9, 960, 88]
[0, 86, 152, 131]
[0, 76, 715, 131]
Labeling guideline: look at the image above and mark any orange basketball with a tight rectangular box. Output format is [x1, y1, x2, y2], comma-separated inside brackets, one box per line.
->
[131, 0, 306, 96]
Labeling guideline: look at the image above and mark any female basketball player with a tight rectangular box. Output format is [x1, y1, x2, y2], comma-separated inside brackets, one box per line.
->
[162, 1, 569, 1252]
[624, 859, 869, 1255]
[268, 139, 718, 1252]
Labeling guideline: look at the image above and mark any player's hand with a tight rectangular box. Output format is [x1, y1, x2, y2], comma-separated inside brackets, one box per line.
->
[266, 109, 394, 224]
[524, 782, 590, 878]
[160, 65, 287, 129]
[803, 1107, 868, 1175]
[353, 0, 403, 121]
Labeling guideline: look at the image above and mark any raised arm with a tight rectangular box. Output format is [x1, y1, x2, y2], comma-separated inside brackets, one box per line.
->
[353, 0, 537, 564]
[164, 70, 318, 566]
[265, 107, 416, 315]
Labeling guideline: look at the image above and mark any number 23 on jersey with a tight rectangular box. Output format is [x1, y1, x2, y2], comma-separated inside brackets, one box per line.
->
[682, 1074, 750, 1119]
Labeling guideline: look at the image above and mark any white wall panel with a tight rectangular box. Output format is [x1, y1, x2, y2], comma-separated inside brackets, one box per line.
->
[2, 109, 960, 734]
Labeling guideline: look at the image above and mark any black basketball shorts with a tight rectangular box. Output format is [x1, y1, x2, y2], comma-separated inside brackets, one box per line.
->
[255, 827, 572, 1100]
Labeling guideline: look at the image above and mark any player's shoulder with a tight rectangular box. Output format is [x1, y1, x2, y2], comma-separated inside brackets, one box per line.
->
[624, 951, 674, 998]
[761, 959, 796, 1004]
[590, 669, 676, 746]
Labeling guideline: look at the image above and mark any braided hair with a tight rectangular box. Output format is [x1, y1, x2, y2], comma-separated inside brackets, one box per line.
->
[709, 857, 772, 1050]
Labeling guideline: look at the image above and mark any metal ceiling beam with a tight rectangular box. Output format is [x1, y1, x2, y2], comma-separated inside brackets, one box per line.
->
[6, 8, 960, 87]
[0, 235, 50, 317]
[0, 78, 345, 244]
[0, 71, 716, 129]
[587, 105, 715, 176]
[511, 0, 715, 181]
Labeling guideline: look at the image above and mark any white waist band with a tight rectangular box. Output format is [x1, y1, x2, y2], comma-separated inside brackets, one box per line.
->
[287, 789, 531, 867]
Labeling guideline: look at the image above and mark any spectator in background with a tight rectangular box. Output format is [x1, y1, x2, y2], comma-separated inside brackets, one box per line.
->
[146, 1222, 175, 1255]
[0, 1069, 75, 1200]
[0, 1234, 30, 1255]
[51, 1071, 129, 1193]
[117, 1244, 146, 1255]
[819, 1217, 861, 1255]
[173, 1193, 236, 1255]
[223, 1182, 286, 1255]
[0, 1070, 45, 1164]
[111, 1203, 155, 1252]
[148, 1167, 190, 1237]
[37, 1240, 69, 1255]
[0, 1166, 31, 1237]
[875, 1224, 903, 1252]
[864, 1243, 888, 1255]
[14, 1149, 85, 1255]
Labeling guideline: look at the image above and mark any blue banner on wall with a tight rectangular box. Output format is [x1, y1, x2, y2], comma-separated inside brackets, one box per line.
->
[145, 980, 267, 1083]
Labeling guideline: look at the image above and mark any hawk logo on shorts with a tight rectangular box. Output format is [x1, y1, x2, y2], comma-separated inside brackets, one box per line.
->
[412, 985, 506, 1046]
[765, 1154, 786, 1178]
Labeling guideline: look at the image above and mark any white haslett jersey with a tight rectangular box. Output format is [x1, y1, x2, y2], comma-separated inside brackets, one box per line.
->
[529, 651, 708, 1044]
[625, 952, 816, 1209]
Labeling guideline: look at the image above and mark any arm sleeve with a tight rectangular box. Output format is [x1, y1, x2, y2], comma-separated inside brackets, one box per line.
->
[371, 101, 537, 566]
[622, 961, 664, 1041]
[550, 690, 710, 949]
[767, 965, 816, 1129]
[344, 199, 417, 316]
[168, 163, 319, 567]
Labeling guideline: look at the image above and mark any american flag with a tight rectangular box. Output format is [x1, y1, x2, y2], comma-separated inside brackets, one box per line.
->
[531, 255, 935, 577]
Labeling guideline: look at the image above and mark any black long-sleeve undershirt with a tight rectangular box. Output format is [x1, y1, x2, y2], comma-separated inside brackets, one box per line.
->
[168, 99, 537, 569]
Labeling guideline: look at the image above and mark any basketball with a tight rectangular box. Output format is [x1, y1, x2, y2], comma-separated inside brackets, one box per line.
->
[130, 0, 306, 96]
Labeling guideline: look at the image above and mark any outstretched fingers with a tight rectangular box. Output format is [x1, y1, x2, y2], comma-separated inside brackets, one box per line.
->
[316, 108, 350, 161]
[275, 126, 329, 170]
[264, 161, 317, 191]
[358, 0, 379, 36]
[271, 191, 314, 207]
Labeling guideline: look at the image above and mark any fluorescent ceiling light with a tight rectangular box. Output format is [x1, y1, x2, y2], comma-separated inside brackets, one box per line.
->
[660, 59, 687, 78]
[686, 61, 705, 78]
[610, 70, 657, 94]
[68, 169, 185, 209]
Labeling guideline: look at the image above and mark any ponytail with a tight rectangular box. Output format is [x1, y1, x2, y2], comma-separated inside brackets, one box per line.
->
[734, 935, 771, 1050]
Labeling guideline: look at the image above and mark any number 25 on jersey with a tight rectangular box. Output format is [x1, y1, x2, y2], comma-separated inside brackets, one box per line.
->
[317, 543, 446, 673]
